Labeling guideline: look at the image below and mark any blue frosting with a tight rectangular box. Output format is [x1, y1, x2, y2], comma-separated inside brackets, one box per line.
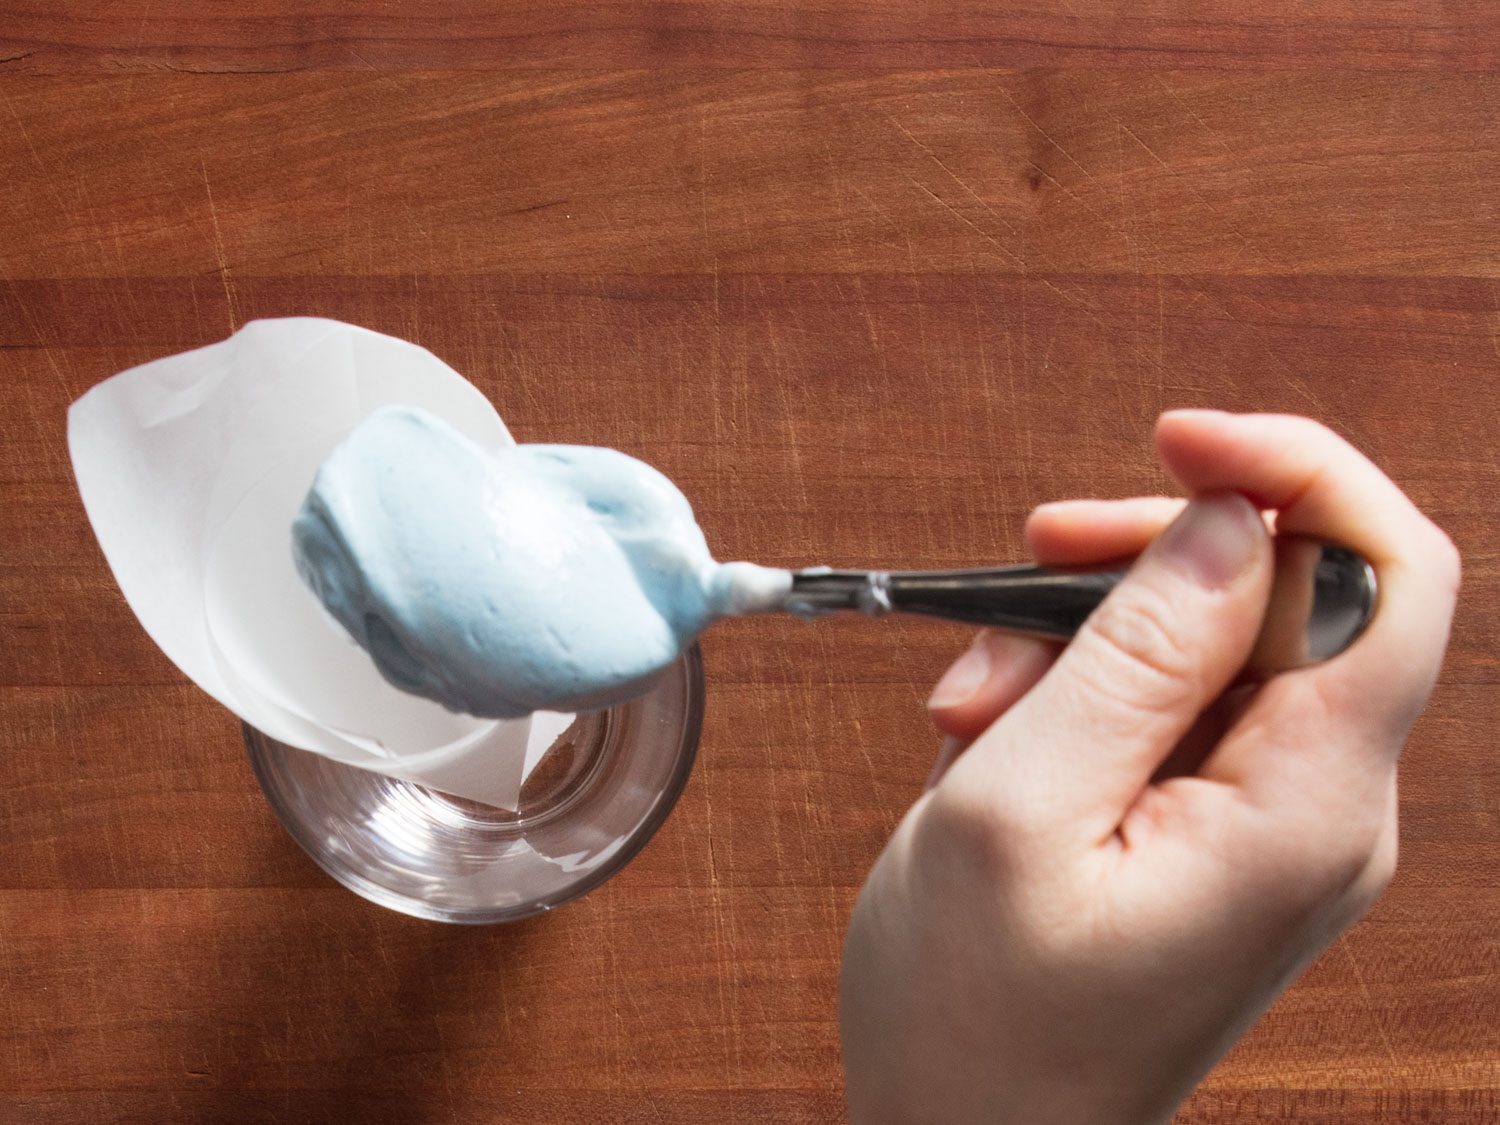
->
[292, 406, 788, 718]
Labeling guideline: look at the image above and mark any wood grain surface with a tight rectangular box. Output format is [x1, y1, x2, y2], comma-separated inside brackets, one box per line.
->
[2, 2, 1497, 1121]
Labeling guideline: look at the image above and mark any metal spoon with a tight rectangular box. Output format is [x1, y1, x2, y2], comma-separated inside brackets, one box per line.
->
[783, 537, 1376, 676]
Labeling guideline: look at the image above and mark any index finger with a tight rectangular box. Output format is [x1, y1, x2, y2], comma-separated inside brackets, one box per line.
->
[1156, 410, 1460, 744]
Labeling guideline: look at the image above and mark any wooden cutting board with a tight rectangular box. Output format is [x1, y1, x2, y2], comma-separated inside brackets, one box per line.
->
[2, 4, 1497, 1121]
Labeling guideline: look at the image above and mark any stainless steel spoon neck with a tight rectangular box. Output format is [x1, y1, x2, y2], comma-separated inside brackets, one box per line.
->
[785, 540, 1378, 675]
[786, 569, 895, 616]
[786, 564, 1125, 637]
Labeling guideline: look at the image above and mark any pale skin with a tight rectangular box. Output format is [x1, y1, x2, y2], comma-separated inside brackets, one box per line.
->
[838, 410, 1461, 1124]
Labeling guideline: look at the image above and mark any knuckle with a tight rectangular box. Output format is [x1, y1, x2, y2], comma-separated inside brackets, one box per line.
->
[1428, 525, 1462, 595]
[1258, 413, 1346, 459]
[1079, 587, 1200, 712]
[1272, 413, 1334, 441]
[1323, 841, 1378, 900]
[1350, 811, 1400, 905]
[1282, 817, 1392, 913]
[1290, 415, 1344, 446]
[1362, 844, 1399, 900]
[1255, 841, 1363, 921]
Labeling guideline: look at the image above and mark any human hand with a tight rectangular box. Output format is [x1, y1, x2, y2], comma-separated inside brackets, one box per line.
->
[838, 411, 1460, 1124]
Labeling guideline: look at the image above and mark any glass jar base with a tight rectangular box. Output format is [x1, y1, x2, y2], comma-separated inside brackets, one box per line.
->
[244, 647, 704, 923]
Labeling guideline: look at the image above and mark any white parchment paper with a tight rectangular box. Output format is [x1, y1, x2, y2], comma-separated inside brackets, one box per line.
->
[68, 317, 571, 808]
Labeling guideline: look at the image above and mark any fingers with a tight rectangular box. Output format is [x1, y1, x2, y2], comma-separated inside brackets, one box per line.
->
[928, 631, 1059, 742]
[1027, 496, 1279, 567]
[924, 501, 1171, 792]
[943, 493, 1275, 846]
[1156, 411, 1460, 760]
[921, 411, 1450, 879]
[929, 493, 1256, 812]
[1025, 497, 1187, 566]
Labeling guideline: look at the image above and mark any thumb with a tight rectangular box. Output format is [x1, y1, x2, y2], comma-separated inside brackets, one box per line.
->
[949, 492, 1274, 842]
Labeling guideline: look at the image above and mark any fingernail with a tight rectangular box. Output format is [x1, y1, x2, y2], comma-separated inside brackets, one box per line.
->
[1157, 493, 1261, 588]
[928, 633, 993, 709]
